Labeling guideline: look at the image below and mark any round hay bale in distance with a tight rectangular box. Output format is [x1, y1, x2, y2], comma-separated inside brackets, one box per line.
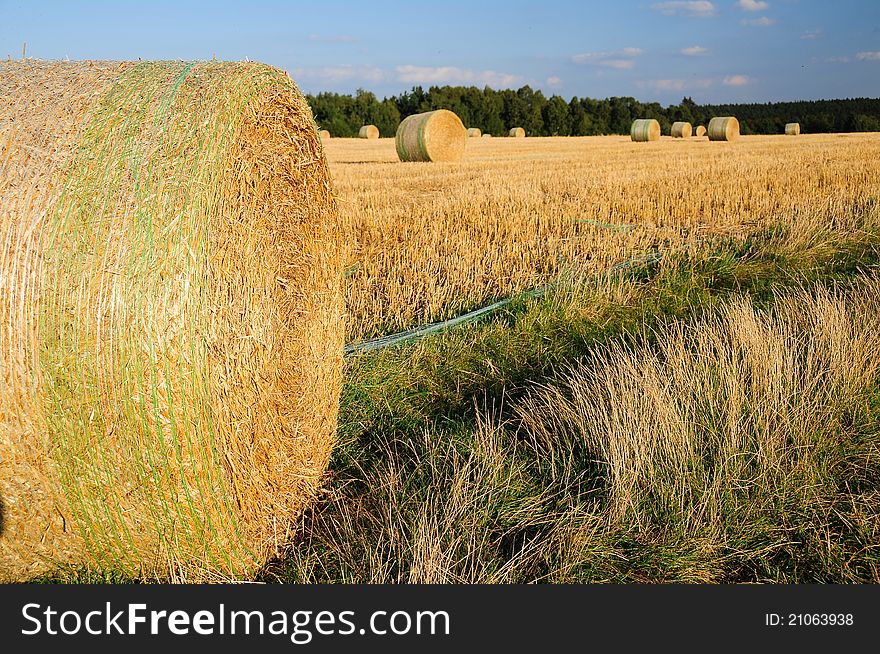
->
[358, 124, 379, 139]
[785, 122, 801, 136]
[671, 121, 692, 138]
[395, 109, 466, 162]
[508, 127, 525, 138]
[708, 116, 740, 141]
[318, 129, 330, 139]
[0, 60, 344, 582]
[630, 119, 660, 142]
[695, 125, 707, 137]
[482, 133, 493, 138]
[466, 127, 482, 138]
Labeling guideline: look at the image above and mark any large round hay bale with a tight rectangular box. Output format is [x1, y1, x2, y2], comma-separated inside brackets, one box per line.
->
[395, 109, 466, 162]
[508, 127, 525, 138]
[671, 121, 692, 138]
[708, 116, 740, 141]
[695, 125, 707, 137]
[785, 122, 800, 136]
[358, 124, 379, 139]
[630, 119, 660, 142]
[0, 60, 344, 582]
[467, 127, 482, 138]
[319, 129, 331, 139]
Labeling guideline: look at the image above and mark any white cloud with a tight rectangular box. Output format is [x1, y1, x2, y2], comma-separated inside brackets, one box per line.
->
[737, 0, 769, 11]
[856, 51, 880, 61]
[650, 1, 718, 17]
[742, 16, 777, 26]
[723, 74, 752, 86]
[546, 76, 563, 88]
[289, 65, 385, 83]
[827, 56, 851, 64]
[395, 65, 523, 88]
[603, 59, 638, 69]
[572, 48, 644, 69]
[801, 29, 822, 40]
[681, 45, 710, 56]
[638, 78, 713, 91]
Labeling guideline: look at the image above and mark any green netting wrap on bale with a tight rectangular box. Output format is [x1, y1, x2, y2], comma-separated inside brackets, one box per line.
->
[0, 60, 344, 582]
[630, 119, 660, 142]
[708, 116, 740, 141]
[671, 121, 692, 138]
[395, 109, 466, 162]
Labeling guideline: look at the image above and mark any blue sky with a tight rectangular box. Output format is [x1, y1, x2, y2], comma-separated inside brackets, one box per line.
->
[2, 1, 879, 103]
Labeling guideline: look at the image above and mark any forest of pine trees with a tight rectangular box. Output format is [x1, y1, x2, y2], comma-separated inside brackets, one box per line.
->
[306, 85, 880, 138]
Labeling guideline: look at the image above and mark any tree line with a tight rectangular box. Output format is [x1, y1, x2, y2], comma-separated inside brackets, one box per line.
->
[306, 85, 880, 138]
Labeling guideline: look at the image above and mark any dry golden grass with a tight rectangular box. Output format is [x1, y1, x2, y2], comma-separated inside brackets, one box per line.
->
[324, 133, 880, 340]
[516, 278, 880, 579]
[289, 270, 880, 583]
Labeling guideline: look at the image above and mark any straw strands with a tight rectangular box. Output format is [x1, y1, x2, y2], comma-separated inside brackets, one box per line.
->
[0, 60, 344, 581]
[508, 127, 525, 138]
[671, 121, 692, 138]
[395, 109, 466, 162]
[630, 119, 660, 142]
[785, 123, 801, 136]
[358, 124, 379, 139]
[708, 116, 740, 142]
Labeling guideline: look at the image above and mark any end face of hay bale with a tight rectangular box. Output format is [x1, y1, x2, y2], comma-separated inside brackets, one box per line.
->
[319, 129, 331, 139]
[467, 127, 482, 138]
[630, 119, 660, 142]
[671, 121, 693, 138]
[508, 127, 525, 138]
[695, 125, 707, 137]
[0, 60, 344, 582]
[708, 116, 740, 141]
[358, 124, 379, 139]
[395, 109, 466, 162]
[785, 122, 801, 136]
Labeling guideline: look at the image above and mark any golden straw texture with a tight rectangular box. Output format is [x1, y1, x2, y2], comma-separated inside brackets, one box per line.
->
[785, 123, 801, 136]
[630, 119, 660, 142]
[671, 122, 692, 138]
[695, 125, 707, 137]
[708, 116, 740, 142]
[508, 127, 525, 138]
[395, 109, 466, 162]
[358, 125, 379, 139]
[0, 60, 344, 582]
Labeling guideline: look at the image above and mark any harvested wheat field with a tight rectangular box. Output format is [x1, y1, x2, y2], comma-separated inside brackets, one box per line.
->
[324, 134, 880, 342]
[282, 130, 880, 585]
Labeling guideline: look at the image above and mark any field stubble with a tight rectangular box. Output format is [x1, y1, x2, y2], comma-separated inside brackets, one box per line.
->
[328, 134, 880, 341]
